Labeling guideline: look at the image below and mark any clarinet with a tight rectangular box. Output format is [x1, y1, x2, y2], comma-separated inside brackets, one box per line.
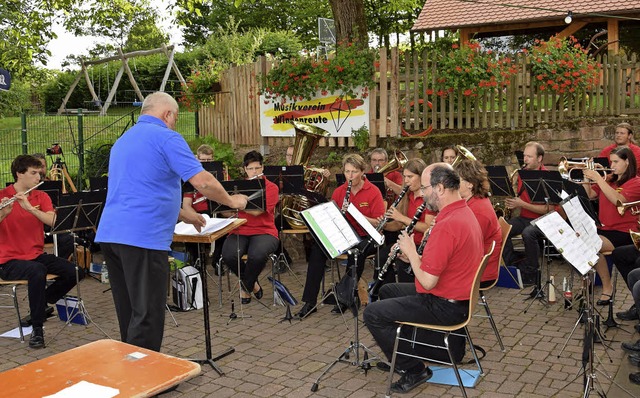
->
[341, 179, 352, 214]
[368, 201, 428, 297]
[375, 185, 409, 233]
[416, 222, 434, 255]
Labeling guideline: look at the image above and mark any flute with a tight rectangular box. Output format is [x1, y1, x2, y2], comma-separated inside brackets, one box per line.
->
[375, 185, 409, 233]
[0, 182, 44, 210]
[248, 173, 264, 180]
[368, 201, 428, 298]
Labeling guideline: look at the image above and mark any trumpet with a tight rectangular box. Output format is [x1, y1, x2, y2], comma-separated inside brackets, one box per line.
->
[616, 199, 640, 216]
[0, 182, 44, 210]
[558, 157, 612, 181]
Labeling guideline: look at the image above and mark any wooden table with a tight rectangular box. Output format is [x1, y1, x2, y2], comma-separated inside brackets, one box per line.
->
[173, 218, 246, 375]
[0, 339, 200, 397]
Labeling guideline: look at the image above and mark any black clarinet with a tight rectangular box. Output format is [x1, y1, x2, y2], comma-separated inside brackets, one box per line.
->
[416, 222, 434, 255]
[368, 201, 428, 298]
[341, 179, 352, 214]
[375, 185, 409, 233]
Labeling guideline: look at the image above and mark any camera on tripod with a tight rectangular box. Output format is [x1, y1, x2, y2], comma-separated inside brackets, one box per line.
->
[46, 143, 63, 156]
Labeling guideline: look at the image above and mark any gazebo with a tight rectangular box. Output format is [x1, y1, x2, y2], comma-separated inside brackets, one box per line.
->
[412, 0, 640, 54]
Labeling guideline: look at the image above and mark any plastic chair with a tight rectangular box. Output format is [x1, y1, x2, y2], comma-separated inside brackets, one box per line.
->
[0, 274, 58, 342]
[386, 242, 495, 398]
[476, 217, 511, 352]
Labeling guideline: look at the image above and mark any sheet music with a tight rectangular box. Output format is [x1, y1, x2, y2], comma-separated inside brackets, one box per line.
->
[561, 196, 602, 252]
[301, 202, 360, 258]
[174, 215, 236, 236]
[533, 212, 598, 275]
[346, 203, 385, 246]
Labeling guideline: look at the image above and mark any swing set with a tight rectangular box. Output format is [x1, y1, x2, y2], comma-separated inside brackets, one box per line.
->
[57, 44, 187, 116]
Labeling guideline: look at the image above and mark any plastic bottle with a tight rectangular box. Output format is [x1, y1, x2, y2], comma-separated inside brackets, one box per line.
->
[548, 276, 556, 303]
[101, 261, 109, 284]
[564, 288, 572, 309]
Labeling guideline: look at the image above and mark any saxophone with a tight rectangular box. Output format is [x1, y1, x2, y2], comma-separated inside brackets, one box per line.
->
[368, 201, 428, 298]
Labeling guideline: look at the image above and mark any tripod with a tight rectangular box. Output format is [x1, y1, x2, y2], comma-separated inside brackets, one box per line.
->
[48, 157, 77, 194]
[523, 238, 562, 313]
[310, 246, 380, 392]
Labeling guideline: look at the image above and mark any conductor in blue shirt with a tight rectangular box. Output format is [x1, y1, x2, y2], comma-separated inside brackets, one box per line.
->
[96, 92, 247, 351]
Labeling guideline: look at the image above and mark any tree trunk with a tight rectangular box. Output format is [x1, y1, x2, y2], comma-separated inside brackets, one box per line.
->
[329, 0, 368, 46]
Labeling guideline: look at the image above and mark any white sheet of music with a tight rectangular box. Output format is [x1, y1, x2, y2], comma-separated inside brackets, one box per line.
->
[174, 215, 236, 236]
[301, 201, 360, 258]
[533, 211, 598, 275]
[561, 195, 602, 252]
[346, 203, 385, 246]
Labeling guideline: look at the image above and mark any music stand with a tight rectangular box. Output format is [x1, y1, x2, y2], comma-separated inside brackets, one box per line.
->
[264, 165, 306, 290]
[88, 176, 108, 191]
[485, 166, 515, 198]
[268, 276, 298, 323]
[562, 180, 600, 226]
[48, 191, 110, 345]
[201, 161, 225, 180]
[173, 219, 247, 375]
[301, 201, 383, 392]
[518, 170, 564, 205]
[339, 173, 386, 198]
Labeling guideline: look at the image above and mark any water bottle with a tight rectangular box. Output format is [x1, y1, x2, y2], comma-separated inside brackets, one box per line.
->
[101, 261, 109, 284]
[564, 289, 572, 309]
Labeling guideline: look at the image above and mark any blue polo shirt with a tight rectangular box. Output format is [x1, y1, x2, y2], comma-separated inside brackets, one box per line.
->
[96, 115, 203, 250]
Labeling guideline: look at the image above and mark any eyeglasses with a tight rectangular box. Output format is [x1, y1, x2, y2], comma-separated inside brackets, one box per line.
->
[420, 184, 435, 193]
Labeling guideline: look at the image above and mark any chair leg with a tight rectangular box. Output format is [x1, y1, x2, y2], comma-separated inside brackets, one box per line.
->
[481, 292, 505, 352]
[386, 325, 403, 398]
[12, 285, 24, 342]
[445, 332, 468, 398]
[465, 326, 484, 376]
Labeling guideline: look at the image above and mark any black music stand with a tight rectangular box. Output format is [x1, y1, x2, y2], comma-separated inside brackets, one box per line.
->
[48, 191, 110, 344]
[264, 165, 306, 291]
[339, 173, 386, 198]
[201, 161, 225, 180]
[210, 181, 270, 320]
[300, 201, 382, 392]
[486, 166, 515, 198]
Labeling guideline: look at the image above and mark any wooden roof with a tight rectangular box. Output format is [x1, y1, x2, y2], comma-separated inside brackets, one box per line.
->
[413, 0, 640, 31]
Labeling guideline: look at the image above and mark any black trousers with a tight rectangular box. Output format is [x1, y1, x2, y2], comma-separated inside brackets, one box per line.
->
[301, 239, 376, 304]
[101, 243, 168, 352]
[363, 283, 468, 371]
[611, 244, 640, 289]
[0, 253, 81, 327]
[502, 216, 543, 274]
[221, 234, 279, 293]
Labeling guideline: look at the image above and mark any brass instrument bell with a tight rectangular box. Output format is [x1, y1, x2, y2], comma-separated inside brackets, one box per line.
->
[450, 145, 476, 168]
[376, 149, 408, 175]
[630, 230, 640, 250]
[616, 199, 640, 216]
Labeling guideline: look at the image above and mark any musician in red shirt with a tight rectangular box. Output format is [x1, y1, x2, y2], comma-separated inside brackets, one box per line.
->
[221, 151, 279, 304]
[502, 142, 552, 288]
[455, 159, 503, 284]
[584, 146, 640, 305]
[296, 154, 385, 318]
[0, 155, 82, 349]
[599, 123, 640, 171]
[369, 148, 403, 204]
[364, 163, 483, 394]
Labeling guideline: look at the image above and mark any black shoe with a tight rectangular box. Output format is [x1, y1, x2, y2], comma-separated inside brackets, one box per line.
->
[617, 304, 639, 321]
[296, 302, 317, 319]
[241, 297, 251, 305]
[376, 362, 403, 375]
[596, 293, 612, 306]
[635, 323, 640, 334]
[331, 303, 348, 314]
[390, 366, 433, 394]
[253, 283, 263, 300]
[20, 306, 54, 327]
[628, 353, 640, 367]
[622, 339, 640, 353]
[29, 326, 45, 349]
[629, 372, 640, 385]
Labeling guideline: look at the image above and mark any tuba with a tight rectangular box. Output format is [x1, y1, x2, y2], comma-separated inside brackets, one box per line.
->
[281, 121, 329, 229]
[376, 149, 408, 175]
[451, 145, 476, 168]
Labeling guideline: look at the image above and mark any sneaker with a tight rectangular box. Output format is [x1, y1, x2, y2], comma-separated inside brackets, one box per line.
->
[29, 326, 45, 349]
[617, 304, 639, 321]
[390, 366, 433, 394]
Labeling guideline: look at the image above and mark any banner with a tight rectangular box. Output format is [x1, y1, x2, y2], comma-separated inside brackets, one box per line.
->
[0, 68, 11, 91]
[259, 90, 369, 137]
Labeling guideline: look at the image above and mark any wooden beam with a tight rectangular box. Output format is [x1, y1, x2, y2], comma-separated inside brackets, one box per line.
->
[459, 28, 471, 46]
[557, 22, 587, 39]
[101, 66, 125, 116]
[608, 18, 620, 54]
[57, 71, 83, 115]
[159, 45, 176, 92]
[82, 60, 104, 114]
[118, 47, 145, 101]
[84, 45, 175, 66]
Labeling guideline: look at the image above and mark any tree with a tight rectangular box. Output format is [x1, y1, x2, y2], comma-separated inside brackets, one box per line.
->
[328, 0, 368, 45]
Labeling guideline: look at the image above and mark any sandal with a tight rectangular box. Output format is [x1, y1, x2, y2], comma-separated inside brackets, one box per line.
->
[597, 293, 612, 306]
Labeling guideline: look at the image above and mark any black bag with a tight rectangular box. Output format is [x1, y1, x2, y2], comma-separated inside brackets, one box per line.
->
[335, 274, 356, 307]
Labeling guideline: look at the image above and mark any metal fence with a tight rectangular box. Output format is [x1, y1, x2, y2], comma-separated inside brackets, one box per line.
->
[0, 107, 198, 189]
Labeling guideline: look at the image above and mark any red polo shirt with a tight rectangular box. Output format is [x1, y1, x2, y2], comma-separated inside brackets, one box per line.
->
[467, 196, 503, 282]
[418, 199, 483, 301]
[231, 177, 279, 239]
[592, 176, 640, 232]
[0, 186, 53, 263]
[517, 164, 547, 219]
[599, 143, 640, 174]
[332, 179, 385, 237]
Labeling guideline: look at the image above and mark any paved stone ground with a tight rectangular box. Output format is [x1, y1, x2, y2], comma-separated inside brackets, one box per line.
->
[2, 245, 640, 397]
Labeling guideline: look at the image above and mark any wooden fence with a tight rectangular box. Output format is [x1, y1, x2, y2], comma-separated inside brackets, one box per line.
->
[198, 49, 640, 148]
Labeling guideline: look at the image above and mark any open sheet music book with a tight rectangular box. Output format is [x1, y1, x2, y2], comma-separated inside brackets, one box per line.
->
[174, 215, 237, 236]
[346, 203, 385, 246]
[532, 211, 599, 275]
[301, 201, 361, 259]
[560, 195, 602, 252]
